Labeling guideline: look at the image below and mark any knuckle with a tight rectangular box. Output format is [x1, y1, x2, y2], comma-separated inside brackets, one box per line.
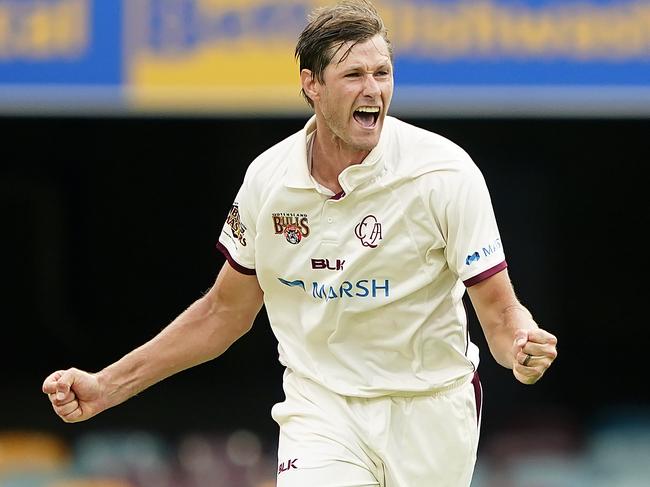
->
[525, 372, 539, 383]
[61, 407, 78, 420]
[65, 402, 79, 415]
[62, 393, 76, 404]
[68, 409, 82, 421]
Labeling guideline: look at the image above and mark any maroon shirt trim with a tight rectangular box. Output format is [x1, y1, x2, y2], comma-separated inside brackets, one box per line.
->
[463, 260, 508, 288]
[462, 297, 471, 356]
[471, 371, 482, 426]
[216, 241, 256, 275]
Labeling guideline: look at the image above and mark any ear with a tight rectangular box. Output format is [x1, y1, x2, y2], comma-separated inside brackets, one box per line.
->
[300, 69, 320, 103]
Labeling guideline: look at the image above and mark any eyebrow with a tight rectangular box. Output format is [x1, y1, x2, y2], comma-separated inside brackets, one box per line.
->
[343, 63, 392, 72]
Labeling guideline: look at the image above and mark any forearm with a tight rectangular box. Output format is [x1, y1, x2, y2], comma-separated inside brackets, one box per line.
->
[96, 294, 251, 410]
[484, 303, 538, 368]
[467, 269, 556, 383]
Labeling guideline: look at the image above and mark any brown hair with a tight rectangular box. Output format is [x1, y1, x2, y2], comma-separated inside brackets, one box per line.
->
[295, 0, 393, 107]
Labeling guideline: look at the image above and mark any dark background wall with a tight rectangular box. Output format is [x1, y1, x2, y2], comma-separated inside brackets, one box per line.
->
[2, 116, 648, 453]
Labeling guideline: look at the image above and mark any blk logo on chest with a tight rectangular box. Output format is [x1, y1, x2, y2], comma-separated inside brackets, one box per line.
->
[278, 458, 298, 475]
[311, 258, 345, 270]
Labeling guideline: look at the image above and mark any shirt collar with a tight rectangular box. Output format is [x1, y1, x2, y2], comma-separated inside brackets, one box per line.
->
[284, 115, 389, 194]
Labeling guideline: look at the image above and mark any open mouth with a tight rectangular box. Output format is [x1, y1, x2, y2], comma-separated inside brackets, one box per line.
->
[353, 106, 380, 129]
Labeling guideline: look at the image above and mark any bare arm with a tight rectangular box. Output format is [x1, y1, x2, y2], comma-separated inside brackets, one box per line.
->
[467, 268, 557, 384]
[42, 262, 264, 422]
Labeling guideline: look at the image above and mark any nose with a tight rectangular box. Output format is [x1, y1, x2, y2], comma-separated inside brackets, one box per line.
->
[362, 74, 381, 97]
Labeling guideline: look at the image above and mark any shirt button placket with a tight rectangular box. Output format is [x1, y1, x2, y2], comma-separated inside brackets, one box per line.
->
[322, 200, 339, 243]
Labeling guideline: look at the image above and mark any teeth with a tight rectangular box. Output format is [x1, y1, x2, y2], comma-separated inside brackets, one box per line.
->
[355, 107, 380, 113]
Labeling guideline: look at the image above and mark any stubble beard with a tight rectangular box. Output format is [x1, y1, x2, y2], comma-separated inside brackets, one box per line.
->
[323, 111, 379, 153]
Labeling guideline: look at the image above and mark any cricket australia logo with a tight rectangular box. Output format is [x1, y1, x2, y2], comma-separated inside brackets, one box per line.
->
[226, 203, 247, 247]
[355, 215, 383, 248]
[272, 212, 310, 245]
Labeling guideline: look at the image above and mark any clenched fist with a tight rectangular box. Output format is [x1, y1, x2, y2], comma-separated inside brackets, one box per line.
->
[512, 329, 558, 385]
[42, 368, 105, 423]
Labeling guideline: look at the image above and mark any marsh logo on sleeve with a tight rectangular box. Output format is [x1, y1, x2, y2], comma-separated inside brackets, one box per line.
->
[482, 237, 503, 257]
[226, 203, 247, 247]
[465, 238, 503, 265]
[465, 252, 480, 265]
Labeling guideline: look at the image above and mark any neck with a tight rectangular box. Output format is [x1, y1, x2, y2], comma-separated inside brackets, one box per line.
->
[311, 128, 370, 195]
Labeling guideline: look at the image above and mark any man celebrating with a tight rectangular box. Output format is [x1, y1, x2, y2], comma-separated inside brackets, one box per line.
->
[43, 1, 557, 485]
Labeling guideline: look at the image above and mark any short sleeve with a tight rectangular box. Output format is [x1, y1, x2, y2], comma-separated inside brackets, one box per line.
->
[439, 163, 507, 287]
[217, 176, 257, 275]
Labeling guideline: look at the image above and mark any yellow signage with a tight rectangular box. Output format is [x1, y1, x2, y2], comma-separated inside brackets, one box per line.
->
[123, 0, 650, 114]
[125, 0, 325, 113]
[0, 0, 89, 60]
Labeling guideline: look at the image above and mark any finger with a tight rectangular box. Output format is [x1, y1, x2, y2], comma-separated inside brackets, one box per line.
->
[514, 369, 541, 385]
[517, 349, 557, 367]
[55, 369, 78, 401]
[513, 329, 529, 348]
[49, 390, 77, 406]
[517, 351, 534, 366]
[42, 370, 65, 394]
[513, 362, 545, 384]
[517, 352, 543, 367]
[55, 399, 79, 417]
[527, 328, 557, 345]
[521, 342, 558, 359]
[62, 407, 84, 423]
[511, 330, 529, 364]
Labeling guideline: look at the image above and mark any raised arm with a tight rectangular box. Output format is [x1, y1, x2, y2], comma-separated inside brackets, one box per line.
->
[466, 268, 557, 384]
[42, 262, 264, 422]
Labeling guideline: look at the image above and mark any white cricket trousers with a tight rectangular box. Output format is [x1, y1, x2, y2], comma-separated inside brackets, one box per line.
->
[272, 369, 482, 487]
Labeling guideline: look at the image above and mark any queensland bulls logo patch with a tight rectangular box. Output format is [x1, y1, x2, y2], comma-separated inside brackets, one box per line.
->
[272, 212, 310, 245]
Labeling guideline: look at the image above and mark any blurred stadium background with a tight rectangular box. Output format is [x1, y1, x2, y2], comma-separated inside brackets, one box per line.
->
[1, 1, 649, 486]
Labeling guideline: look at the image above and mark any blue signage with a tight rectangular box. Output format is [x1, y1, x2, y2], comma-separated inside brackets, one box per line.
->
[0, 0, 647, 115]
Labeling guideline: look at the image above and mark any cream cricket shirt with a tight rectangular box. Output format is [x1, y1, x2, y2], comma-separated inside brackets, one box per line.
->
[218, 116, 507, 397]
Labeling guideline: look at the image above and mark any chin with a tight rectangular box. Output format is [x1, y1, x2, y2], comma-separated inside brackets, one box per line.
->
[358, 140, 379, 152]
[347, 126, 381, 151]
[352, 132, 381, 152]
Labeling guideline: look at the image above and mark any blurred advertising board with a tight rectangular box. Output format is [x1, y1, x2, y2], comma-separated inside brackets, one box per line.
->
[0, 0, 123, 113]
[1, 0, 649, 116]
